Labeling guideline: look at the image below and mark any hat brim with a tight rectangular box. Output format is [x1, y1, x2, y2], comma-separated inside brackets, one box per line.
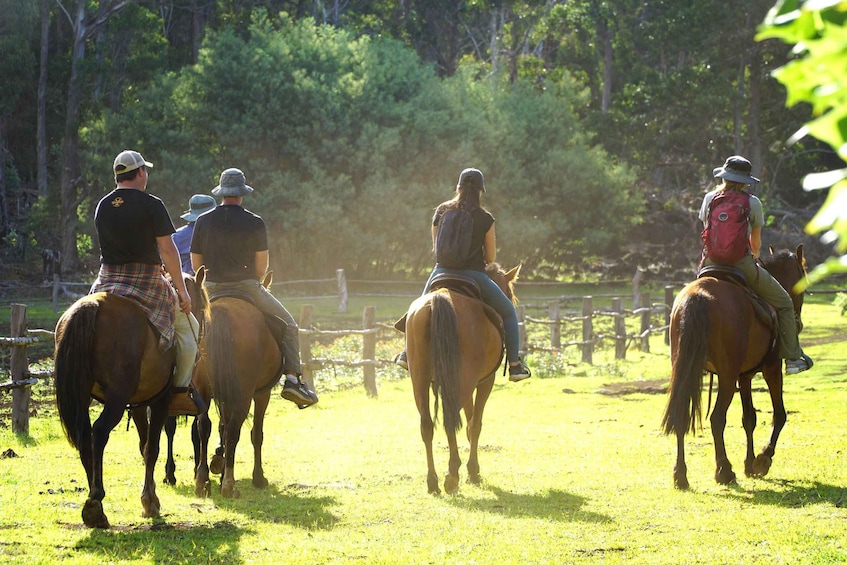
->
[713, 167, 759, 185]
[211, 184, 254, 197]
[180, 208, 213, 222]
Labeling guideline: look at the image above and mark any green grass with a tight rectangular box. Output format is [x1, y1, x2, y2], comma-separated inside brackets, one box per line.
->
[0, 298, 845, 563]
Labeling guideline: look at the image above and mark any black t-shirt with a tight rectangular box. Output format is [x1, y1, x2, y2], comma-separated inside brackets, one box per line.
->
[94, 188, 175, 265]
[432, 204, 495, 272]
[191, 204, 268, 282]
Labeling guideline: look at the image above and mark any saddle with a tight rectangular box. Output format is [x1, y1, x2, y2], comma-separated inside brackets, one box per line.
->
[697, 264, 779, 375]
[207, 289, 287, 391]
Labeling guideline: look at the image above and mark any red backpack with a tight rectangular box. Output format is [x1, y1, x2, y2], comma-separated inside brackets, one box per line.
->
[701, 190, 751, 265]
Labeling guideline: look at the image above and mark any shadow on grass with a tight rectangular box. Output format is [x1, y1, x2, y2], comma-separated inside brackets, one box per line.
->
[74, 521, 247, 563]
[448, 484, 612, 524]
[714, 478, 845, 508]
[171, 481, 340, 530]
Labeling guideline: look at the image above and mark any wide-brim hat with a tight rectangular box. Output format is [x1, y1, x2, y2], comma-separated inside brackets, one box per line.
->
[180, 194, 217, 222]
[713, 155, 760, 185]
[212, 168, 254, 197]
[113, 150, 153, 174]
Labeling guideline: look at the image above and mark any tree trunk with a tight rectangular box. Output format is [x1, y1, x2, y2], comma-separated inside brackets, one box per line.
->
[600, 20, 613, 113]
[37, 0, 49, 198]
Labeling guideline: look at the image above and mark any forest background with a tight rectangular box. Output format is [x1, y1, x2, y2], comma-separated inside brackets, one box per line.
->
[0, 0, 844, 283]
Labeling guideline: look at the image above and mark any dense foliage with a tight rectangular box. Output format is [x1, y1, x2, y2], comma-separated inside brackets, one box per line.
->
[0, 0, 839, 279]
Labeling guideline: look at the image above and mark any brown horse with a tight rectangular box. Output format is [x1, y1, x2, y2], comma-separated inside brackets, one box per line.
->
[54, 273, 205, 528]
[661, 245, 807, 489]
[406, 263, 520, 494]
[193, 272, 283, 498]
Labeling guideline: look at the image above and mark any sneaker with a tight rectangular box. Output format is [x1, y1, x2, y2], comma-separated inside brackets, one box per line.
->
[394, 351, 408, 370]
[168, 386, 206, 417]
[785, 353, 814, 375]
[281, 376, 319, 407]
[508, 359, 532, 382]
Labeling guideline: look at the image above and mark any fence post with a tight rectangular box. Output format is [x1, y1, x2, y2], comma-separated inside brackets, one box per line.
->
[362, 306, 377, 398]
[337, 269, 348, 313]
[516, 305, 527, 355]
[548, 300, 561, 351]
[581, 296, 593, 365]
[11, 304, 30, 435]
[664, 285, 675, 345]
[298, 305, 315, 389]
[613, 297, 626, 360]
[632, 267, 644, 309]
[639, 292, 651, 352]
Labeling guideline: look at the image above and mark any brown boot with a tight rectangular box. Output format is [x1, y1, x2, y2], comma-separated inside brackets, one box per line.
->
[168, 386, 206, 417]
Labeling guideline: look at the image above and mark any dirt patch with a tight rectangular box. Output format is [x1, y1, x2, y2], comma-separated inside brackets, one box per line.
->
[596, 379, 668, 396]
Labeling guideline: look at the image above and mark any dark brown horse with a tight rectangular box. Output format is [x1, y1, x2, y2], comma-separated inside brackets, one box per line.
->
[406, 263, 520, 494]
[54, 273, 205, 528]
[662, 245, 807, 489]
[193, 272, 283, 498]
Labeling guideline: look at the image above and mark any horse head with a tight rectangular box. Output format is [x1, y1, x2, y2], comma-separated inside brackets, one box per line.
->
[761, 244, 807, 331]
[486, 263, 521, 303]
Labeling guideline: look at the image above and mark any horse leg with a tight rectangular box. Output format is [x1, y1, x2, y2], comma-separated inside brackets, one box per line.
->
[131, 407, 149, 458]
[416, 381, 439, 494]
[251, 392, 270, 489]
[163, 416, 178, 485]
[752, 365, 787, 477]
[466, 379, 494, 485]
[210, 420, 225, 476]
[673, 431, 689, 489]
[82, 402, 125, 529]
[194, 412, 212, 498]
[221, 414, 245, 499]
[738, 378, 758, 477]
[710, 381, 737, 485]
[444, 427, 461, 495]
[141, 400, 168, 519]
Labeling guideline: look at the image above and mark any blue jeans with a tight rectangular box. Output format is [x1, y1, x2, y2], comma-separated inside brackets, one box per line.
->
[424, 267, 521, 363]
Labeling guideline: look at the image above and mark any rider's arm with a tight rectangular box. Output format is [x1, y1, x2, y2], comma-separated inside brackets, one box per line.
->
[255, 249, 269, 281]
[158, 235, 191, 313]
[750, 226, 762, 259]
[483, 225, 496, 264]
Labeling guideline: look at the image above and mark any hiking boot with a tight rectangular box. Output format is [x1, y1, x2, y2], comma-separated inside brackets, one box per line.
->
[785, 353, 814, 375]
[394, 350, 408, 370]
[168, 386, 206, 417]
[508, 358, 532, 382]
[281, 376, 318, 408]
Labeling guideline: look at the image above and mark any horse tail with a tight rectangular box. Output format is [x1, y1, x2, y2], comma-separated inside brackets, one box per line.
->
[206, 306, 243, 424]
[662, 293, 708, 436]
[54, 300, 99, 450]
[430, 292, 462, 435]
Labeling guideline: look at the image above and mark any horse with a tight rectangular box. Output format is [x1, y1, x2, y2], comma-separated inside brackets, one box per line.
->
[54, 272, 205, 528]
[128, 272, 221, 486]
[193, 271, 283, 499]
[661, 245, 808, 489]
[405, 263, 520, 494]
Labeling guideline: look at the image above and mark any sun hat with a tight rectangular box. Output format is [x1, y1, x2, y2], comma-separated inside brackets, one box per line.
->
[713, 155, 760, 185]
[180, 194, 217, 222]
[211, 168, 254, 197]
[113, 150, 153, 174]
[458, 168, 485, 192]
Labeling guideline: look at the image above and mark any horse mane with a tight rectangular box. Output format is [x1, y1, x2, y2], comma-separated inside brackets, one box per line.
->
[485, 262, 518, 304]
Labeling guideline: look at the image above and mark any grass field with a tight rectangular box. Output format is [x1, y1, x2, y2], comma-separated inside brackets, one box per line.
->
[0, 290, 845, 564]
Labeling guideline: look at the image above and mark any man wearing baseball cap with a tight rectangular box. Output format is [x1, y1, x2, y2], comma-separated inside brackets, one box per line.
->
[90, 150, 206, 416]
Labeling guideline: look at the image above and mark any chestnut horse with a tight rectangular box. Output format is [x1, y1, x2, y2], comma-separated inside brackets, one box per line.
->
[662, 245, 807, 489]
[192, 272, 283, 498]
[54, 272, 205, 528]
[405, 263, 519, 494]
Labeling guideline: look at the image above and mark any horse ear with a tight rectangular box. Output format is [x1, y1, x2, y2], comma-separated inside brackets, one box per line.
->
[795, 244, 804, 263]
[196, 266, 206, 287]
[262, 270, 274, 288]
[504, 264, 521, 282]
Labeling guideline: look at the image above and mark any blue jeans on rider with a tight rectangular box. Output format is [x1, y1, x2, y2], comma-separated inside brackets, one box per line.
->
[424, 267, 521, 363]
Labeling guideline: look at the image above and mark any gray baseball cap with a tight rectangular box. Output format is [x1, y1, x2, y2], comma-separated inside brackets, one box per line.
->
[113, 150, 153, 174]
[211, 168, 254, 197]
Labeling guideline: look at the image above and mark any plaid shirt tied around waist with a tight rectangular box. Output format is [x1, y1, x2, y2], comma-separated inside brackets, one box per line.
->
[90, 263, 176, 351]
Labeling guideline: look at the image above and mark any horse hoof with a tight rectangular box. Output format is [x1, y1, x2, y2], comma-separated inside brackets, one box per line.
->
[141, 494, 161, 518]
[210, 455, 225, 475]
[715, 468, 736, 485]
[751, 454, 772, 477]
[253, 476, 269, 489]
[82, 499, 110, 529]
[195, 481, 211, 498]
[674, 476, 690, 490]
[163, 475, 176, 486]
[468, 473, 481, 485]
[444, 475, 459, 495]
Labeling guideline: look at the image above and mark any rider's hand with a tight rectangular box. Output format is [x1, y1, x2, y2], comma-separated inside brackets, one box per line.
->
[177, 288, 192, 314]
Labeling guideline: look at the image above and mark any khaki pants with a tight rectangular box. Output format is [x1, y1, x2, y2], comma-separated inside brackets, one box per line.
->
[172, 308, 199, 387]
